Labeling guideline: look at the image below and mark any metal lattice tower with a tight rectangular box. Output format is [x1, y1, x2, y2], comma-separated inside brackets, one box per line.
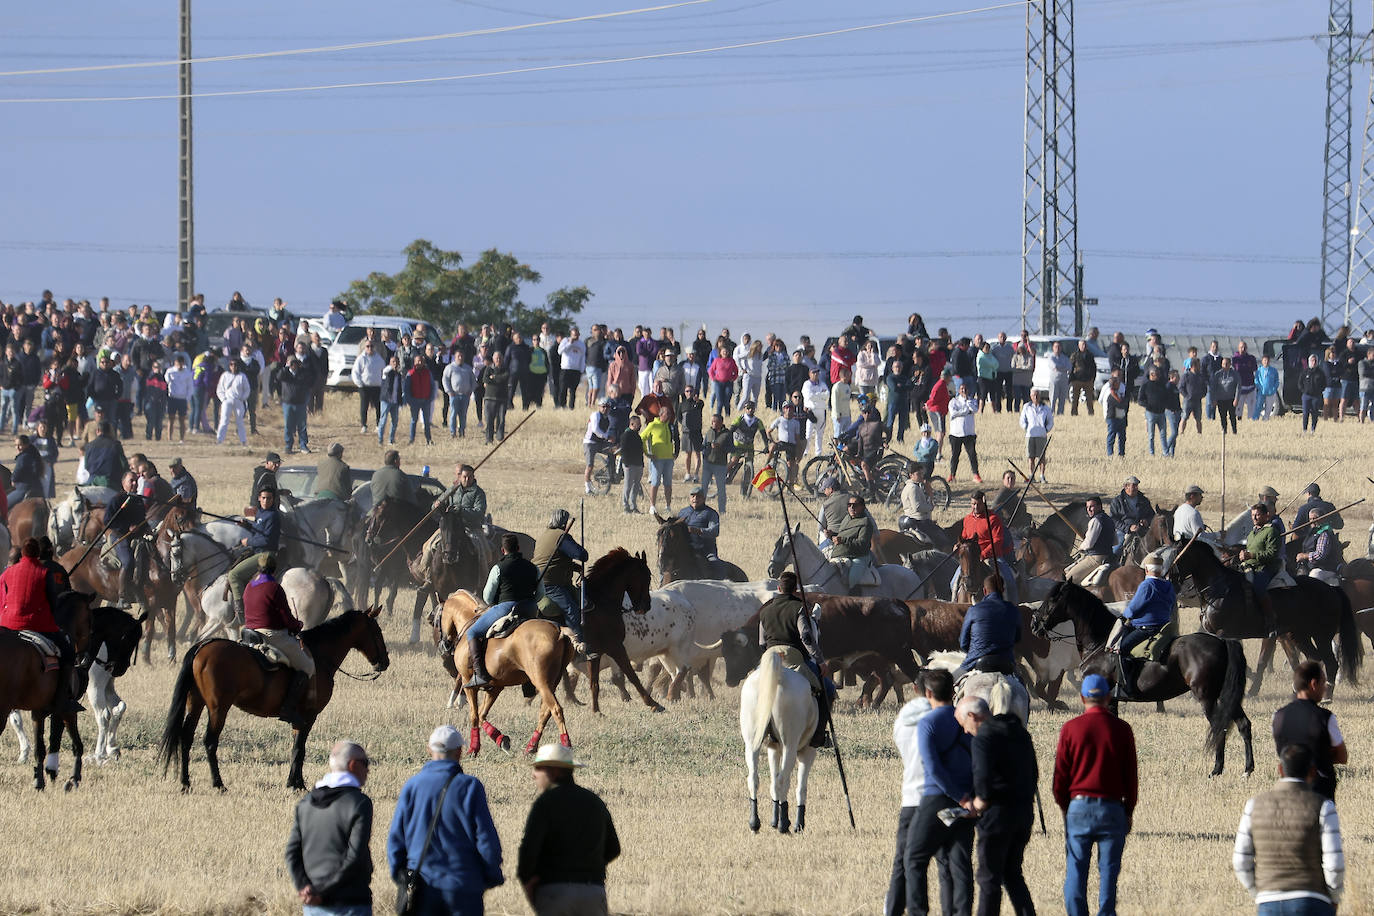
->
[1021, 0, 1080, 335]
[1345, 65, 1374, 329]
[1322, 0, 1355, 327]
[178, 0, 195, 311]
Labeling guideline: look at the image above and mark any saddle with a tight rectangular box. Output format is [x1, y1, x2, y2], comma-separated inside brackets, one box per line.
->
[1126, 619, 1179, 664]
[1268, 568, 1297, 590]
[1081, 561, 1113, 589]
[17, 631, 62, 672]
[239, 629, 288, 671]
[486, 601, 542, 641]
[831, 559, 881, 588]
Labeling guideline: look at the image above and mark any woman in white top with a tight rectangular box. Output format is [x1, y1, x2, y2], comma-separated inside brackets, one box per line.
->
[853, 340, 882, 398]
[735, 340, 765, 410]
[830, 366, 853, 438]
[215, 358, 251, 445]
[947, 381, 981, 482]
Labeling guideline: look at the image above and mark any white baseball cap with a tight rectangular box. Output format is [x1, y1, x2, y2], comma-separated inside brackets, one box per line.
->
[428, 725, 463, 753]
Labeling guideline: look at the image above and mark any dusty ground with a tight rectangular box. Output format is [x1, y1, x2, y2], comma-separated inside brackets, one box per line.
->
[0, 390, 1370, 915]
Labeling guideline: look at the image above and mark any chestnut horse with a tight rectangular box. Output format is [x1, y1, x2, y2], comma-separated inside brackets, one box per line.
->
[157, 607, 389, 791]
[438, 590, 576, 755]
[8, 497, 49, 548]
[0, 591, 96, 790]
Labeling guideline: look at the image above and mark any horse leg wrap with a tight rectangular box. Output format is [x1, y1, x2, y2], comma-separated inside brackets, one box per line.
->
[559, 732, 571, 748]
[482, 721, 502, 741]
[524, 729, 542, 754]
[468, 727, 481, 755]
[44, 752, 59, 775]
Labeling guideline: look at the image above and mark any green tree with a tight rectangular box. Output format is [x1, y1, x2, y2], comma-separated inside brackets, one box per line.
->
[339, 239, 591, 333]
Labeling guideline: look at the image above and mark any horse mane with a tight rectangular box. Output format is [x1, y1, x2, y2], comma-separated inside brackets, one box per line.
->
[302, 609, 365, 646]
[588, 547, 637, 580]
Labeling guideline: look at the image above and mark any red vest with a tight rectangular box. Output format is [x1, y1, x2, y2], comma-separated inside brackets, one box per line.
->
[244, 577, 301, 634]
[0, 557, 55, 632]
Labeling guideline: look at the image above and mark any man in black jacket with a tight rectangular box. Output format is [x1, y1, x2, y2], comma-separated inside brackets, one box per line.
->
[285, 739, 374, 912]
[957, 696, 1038, 916]
[279, 354, 315, 454]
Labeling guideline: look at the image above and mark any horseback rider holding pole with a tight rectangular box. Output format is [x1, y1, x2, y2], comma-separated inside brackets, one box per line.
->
[105, 470, 149, 608]
[227, 487, 283, 620]
[532, 509, 592, 657]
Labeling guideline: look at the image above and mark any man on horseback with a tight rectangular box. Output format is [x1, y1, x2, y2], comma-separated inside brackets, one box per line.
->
[1239, 503, 1282, 639]
[465, 533, 545, 688]
[1292, 483, 1341, 551]
[823, 494, 878, 595]
[955, 491, 1019, 604]
[314, 443, 351, 501]
[532, 509, 592, 656]
[168, 457, 197, 511]
[228, 487, 283, 619]
[251, 452, 282, 509]
[105, 471, 148, 608]
[243, 553, 315, 727]
[954, 570, 1020, 681]
[757, 571, 829, 748]
[1297, 523, 1343, 586]
[1110, 475, 1151, 558]
[81, 421, 127, 489]
[676, 485, 721, 568]
[815, 475, 850, 551]
[897, 463, 938, 542]
[445, 464, 487, 531]
[1106, 557, 1176, 680]
[0, 537, 82, 712]
[8, 435, 44, 504]
[370, 449, 418, 525]
[1173, 484, 1206, 542]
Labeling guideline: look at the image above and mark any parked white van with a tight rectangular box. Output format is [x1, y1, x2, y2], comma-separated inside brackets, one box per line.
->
[326, 315, 445, 389]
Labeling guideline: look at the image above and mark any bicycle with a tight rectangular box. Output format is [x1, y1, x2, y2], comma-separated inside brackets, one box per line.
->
[590, 446, 645, 503]
[802, 440, 906, 502]
[725, 445, 783, 500]
[884, 468, 953, 512]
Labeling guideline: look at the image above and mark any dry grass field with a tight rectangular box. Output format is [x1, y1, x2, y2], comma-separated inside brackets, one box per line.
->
[0, 389, 1371, 915]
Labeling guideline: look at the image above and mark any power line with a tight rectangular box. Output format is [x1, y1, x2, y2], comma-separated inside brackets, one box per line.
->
[0, 0, 715, 78]
[0, 1, 1033, 104]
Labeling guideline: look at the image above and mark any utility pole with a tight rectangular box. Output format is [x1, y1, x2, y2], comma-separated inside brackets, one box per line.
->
[1022, 0, 1080, 335]
[1322, 0, 1355, 329]
[178, 0, 195, 312]
[1344, 3, 1374, 331]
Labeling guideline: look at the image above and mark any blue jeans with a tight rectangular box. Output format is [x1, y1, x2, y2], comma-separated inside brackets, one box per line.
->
[1144, 410, 1164, 455]
[447, 392, 470, 435]
[282, 402, 308, 450]
[378, 401, 400, 443]
[1302, 394, 1320, 431]
[584, 366, 604, 400]
[1106, 417, 1126, 456]
[407, 396, 432, 443]
[303, 905, 371, 916]
[470, 602, 516, 638]
[710, 379, 734, 414]
[0, 388, 15, 433]
[1164, 409, 1180, 456]
[545, 583, 581, 637]
[1256, 899, 1336, 916]
[1064, 797, 1127, 916]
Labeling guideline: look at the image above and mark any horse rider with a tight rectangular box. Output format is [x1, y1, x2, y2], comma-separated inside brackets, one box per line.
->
[1109, 475, 1152, 558]
[1065, 496, 1116, 586]
[81, 421, 128, 489]
[815, 475, 851, 552]
[168, 456, 198, 511]
[139, 461, 177, 525]
[1106, 555, 1176, 657]
[757, 571, 829, 748]
[314, 442, 351, 501]
[954, 491, 1020, 604]
[228, 486, 283, 619]
[823, 493, 878, 595]
[1291, 483, 1341, 551]
[1173, 485, 1206, 543]
[251, 452, 283, 510]
[242, 553, 315, 727]
[1238, 502, 1282, 639]
[953, 570, 1020, 681]
[1256, 486, 1284, 534]
[1296, 522, 1343, 587]
[370, 449, 418, 523]
[465, 533, 545, 688]
[897, 463, 940, 543]
[0, 537, 83, 712]
[532, 509, 592, 656]
[8, 435, 44, 504]
[105, 470, 149, 608]
[442, 463, 490, 561]
[988, 469, 1022, 528]
[677, 485, 722, 568]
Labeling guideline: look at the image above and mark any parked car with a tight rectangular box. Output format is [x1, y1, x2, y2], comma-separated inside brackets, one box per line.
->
[326, 316, 445, 390]
[1028, 335, 1111, 398]
[275, 464, 447, 515]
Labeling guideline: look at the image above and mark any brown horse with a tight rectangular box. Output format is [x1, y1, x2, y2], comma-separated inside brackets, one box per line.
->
[0, 591, 96, 790]
[1018, 531, 1069, 580]
[157, 607, 389, 791]
[438, 590, 577, 755]
[578, 548, 664, 714]
[8, 497, 49, 548]
[654, 513, 747, 584]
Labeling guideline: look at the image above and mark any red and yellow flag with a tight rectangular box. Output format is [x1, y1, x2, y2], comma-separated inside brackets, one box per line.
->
[752, 465, 778, 493]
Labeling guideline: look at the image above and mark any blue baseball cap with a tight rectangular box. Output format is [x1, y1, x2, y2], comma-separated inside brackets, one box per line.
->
[1080, 673, 1110, 699]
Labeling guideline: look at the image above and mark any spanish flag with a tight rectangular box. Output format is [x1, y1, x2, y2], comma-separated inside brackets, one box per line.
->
[752, 465, 778, 493]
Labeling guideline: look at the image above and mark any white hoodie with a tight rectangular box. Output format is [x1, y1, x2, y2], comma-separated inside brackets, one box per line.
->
[893, 696, 935, 808]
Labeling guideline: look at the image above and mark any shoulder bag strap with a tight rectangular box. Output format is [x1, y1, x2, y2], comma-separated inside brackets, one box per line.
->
[413, 769, 462, 873]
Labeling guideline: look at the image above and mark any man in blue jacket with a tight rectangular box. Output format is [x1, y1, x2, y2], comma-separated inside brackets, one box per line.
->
[387, 725, 504, 915]
[954, 572, 1021, 680]
[1107, 557, 1175, 658]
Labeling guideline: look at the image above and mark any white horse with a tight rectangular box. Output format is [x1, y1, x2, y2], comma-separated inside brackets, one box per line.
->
[198, 568, 350, 640]
[767, 525, 925, 600]
[50, 486, 116, 552]
[741, 649, 819, 833]
[924, 649, 1031, 724]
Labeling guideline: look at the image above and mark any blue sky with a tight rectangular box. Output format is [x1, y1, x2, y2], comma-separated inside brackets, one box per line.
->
[0, 0, 1349, 342]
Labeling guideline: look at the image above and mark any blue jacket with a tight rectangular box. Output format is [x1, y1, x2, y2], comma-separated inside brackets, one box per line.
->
[1255, 365, 1280, 397]
[676, 504, 720, 556]
[959, 592, 1021, 662]
[917, 705, 972, 800]
[1123, 576, 1174, 628]
[246, 507, 281, 551]
[386, 760, 504, 893]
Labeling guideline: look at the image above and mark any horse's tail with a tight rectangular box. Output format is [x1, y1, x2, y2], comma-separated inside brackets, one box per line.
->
[1337, 587, 1363, 686]
[1209, 638, 1248, 754]
[987, 677, 1013, 717]
[747, 651, 782, 757]
[157, 642, 204, 776]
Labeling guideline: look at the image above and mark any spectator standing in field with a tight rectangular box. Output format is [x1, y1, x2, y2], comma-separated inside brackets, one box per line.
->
[956, 696, 1038, 916]
[443, 351, 475, 438]
[280, 353, 314, 454]
[678, 386, 704, 483]
[633, 328, 657, 397]
[620, 415, 645, 514]
[165, 354, 192, 442]
[215, 359, 250, 446]
[707, 340, 738, 415]
[583, 327, 607, 406]
[1101, 368, 1129, 457]
[1069, 339, 1096, 416]
[1054, 673, 1137, 916]
[854, 339, 882, 401]
[1233, 743, 1344, 916]
[387, 726, 503, 916]
[1018, 388, 1053, 482]
[1273, 660, 1347, 802]
[1009, 341, 1035, 411]
[1254, 354, 1281, 422]
[406, 354, 435, 445]
[517, 744, 620, 915]
[946, 382, 980, 484]
[142, 361, 168, 441]
[989, 332, 1014, 412]
[829, 334, 857, 388]
[1047, 340, 1071, 415]
[642, 412, 674, 513]
[480, 352, 510, 444]
[830, 366, 853, 438]
[974, 343, 998, 412]
[1200, 339, 1224, 419]
[556, 328, 585, 409]
[1358, 348, 1374, 422]
[607, 346, 635, 410]
[1179, 361, 1206, 436]
[1233, 341, 1258, 422]
[886, 673, 938, 916]
[1137, 367, 1169, 457]
[699, 413, 731, 516]
[1211, 356, 1240, 434]
[377, 355, 404, 446]
[1299, 354, 1326, 433]
[764, 338, 789, 410]
[286, 740, 374, 916]
[1162, 369, 1182, 456]
[1321, 347, 1341, 421]
[925, 369, 952, 461]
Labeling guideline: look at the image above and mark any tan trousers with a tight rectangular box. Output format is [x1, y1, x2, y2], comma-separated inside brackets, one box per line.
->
[1065, 554, 1108, 585]
[765, 645, 820, 693]
[258, 629, 316, 676]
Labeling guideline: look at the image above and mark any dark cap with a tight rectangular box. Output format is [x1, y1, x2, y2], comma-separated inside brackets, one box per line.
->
[264, 451, 282, 464]
[169, 456, 183, 468]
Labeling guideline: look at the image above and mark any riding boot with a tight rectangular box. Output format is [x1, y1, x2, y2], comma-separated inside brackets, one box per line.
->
[810, 691, 831, 748]
[58, 665, 85, 714]
[118, 566, 137, 609]
[278, 670, 309, 726]
[464, 634, 492, 688]
[1261, 593, 1278, 639]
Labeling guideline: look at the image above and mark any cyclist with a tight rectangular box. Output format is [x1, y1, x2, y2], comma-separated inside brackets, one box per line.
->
[837, 403, 888, 494]
[582, 397, 614, 495]
[727, 400, 767, 479]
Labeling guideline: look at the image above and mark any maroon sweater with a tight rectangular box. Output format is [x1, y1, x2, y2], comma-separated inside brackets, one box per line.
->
[245, 577, 302, 634]
[1053, 705, 1138, 814]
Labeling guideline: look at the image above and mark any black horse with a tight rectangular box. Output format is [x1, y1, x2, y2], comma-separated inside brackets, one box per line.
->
[653, 513, 748, 585]
[1167, 535, 1361, 697]
[1034, 580, 1254, 777]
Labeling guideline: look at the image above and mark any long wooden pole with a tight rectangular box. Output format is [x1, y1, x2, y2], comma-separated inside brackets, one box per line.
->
[1283, 498, 1366, 539]
[1276, 458, 1342, 517]
[1007, 459, 1082, 540]
[1219, 428, 1227, 532]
